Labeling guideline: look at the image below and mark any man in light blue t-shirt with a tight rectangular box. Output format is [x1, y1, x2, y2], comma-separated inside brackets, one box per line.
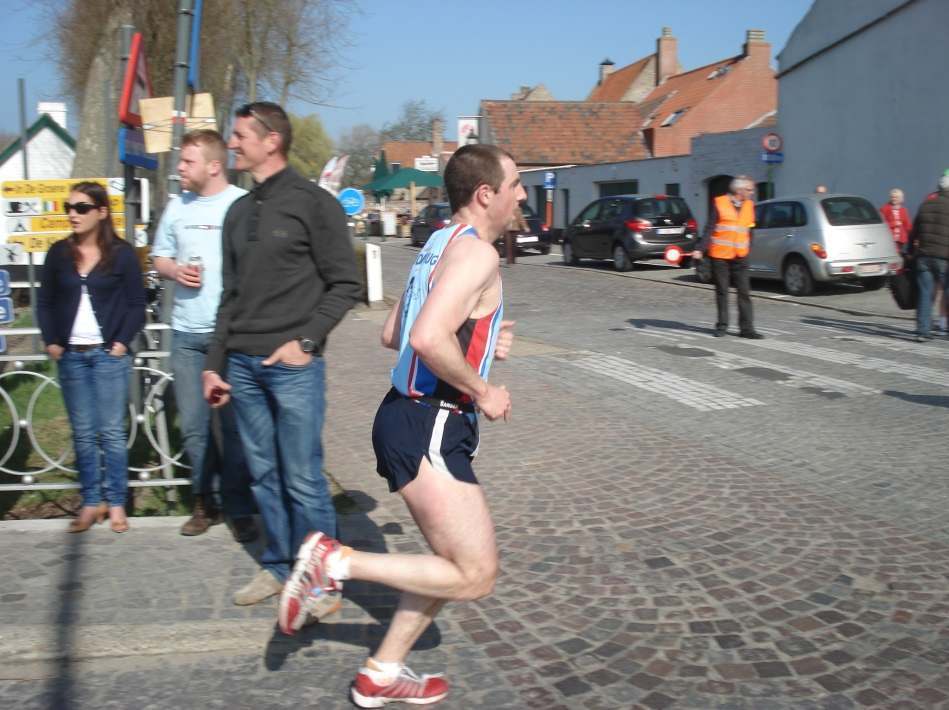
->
[152, 129, 257, 540]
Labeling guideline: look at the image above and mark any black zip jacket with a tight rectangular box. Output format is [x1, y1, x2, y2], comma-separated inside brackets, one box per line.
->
[206, 166, 362, 373]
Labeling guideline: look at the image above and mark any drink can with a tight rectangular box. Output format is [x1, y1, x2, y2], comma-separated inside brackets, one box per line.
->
[187, 255, 203, 270]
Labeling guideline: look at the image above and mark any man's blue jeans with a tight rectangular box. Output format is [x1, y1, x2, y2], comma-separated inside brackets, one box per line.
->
[915, 255, 948, 336]
[227, 353, 336, 581]
[57, 347, 131, 507]
[170, 330, 255, 518]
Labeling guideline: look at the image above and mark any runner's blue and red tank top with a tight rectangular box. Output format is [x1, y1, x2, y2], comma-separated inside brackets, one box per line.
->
[391, 223, 504, 404]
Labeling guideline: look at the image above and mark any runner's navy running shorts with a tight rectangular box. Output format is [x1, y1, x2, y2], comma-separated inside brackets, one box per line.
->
[372, 388, 480, 492]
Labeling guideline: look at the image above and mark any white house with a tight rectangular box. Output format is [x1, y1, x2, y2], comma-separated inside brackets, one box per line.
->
[0, 105, 76, 181]
[776, 0, 949, 210]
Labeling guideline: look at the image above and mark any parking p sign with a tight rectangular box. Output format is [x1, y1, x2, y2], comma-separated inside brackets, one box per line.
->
[543, 171, 557, 189]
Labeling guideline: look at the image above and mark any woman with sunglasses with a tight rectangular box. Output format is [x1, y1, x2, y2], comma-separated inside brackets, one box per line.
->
[37, 182, 145, 533]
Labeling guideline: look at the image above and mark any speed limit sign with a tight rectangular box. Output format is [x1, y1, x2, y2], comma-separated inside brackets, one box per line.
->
[762, 132, 783, 153]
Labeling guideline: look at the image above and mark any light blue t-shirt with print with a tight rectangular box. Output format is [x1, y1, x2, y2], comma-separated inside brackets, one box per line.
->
[151, 184, 247, 333]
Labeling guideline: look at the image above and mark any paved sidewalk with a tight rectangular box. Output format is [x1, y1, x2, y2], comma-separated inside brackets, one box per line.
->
[2, 255, 949, 708]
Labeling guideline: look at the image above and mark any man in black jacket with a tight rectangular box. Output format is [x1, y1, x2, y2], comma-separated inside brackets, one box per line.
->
[202, 102, 362, 606]
[910, 175, 949, 341]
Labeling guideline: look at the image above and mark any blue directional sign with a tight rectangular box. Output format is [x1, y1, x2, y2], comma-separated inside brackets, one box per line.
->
[338, 187, 365, 216]
[118, 127, 159, 170]
[0, 269, 9, 297]
[760, 151, 784, 164]
[543, 171, 557, 189]
[0, 296, 14, 325]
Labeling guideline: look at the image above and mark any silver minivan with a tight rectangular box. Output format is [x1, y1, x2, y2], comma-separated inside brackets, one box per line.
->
[696, 194, 902, 296]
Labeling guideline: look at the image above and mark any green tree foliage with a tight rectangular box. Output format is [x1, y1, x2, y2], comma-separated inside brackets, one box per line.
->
[287, 113, 334, 180]
[338, 123, 380, 187]
[380, 100, 444, 142]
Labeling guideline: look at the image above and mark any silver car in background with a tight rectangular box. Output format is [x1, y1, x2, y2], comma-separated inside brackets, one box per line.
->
[696, 194, 902, 296]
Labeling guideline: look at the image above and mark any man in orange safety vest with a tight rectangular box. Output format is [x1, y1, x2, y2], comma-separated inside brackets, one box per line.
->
[692, 175, 763, 339]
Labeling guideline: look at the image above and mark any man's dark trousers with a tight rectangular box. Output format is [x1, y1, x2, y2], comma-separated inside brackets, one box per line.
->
[711, 256, 754, 333]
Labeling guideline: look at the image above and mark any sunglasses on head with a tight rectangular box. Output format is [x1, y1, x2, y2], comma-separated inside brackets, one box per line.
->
[64, 202, 99, 215]
[239, 103, 280, 134]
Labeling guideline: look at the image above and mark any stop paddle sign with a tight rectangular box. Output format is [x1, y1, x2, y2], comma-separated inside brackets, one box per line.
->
[664, 245, 683, 265]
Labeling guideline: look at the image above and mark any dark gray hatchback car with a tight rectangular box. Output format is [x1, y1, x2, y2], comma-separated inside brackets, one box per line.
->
[561, 194, 698, 271]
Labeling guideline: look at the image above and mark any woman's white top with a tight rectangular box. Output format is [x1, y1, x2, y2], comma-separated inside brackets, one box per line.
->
[69, 273, 104, 345]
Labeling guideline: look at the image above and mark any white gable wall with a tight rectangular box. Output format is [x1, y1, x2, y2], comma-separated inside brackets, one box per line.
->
[776, 0, 949, 210]
[0, 128, 76, 181]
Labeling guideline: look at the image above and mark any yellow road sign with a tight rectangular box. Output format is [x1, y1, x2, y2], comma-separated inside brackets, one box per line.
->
[1, 178, 125, 199]
[30, 214, 125, 231]
[7, 233, 66, 253]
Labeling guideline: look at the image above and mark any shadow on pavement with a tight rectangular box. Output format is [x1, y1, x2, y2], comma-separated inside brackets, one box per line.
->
[262, 489, 441, 670]
[883, 390, 949, 409]
[50, 525, 83, 710]
[800, 315, 916, 340]
[626, 318, 717, 336]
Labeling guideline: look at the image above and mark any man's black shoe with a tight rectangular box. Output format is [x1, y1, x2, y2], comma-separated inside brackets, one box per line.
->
[714, 327, 727, 337]
[739, 331, 764, 340]
[229, 516, 259, 543]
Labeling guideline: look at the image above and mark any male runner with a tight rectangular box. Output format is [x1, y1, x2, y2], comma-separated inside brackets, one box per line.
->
[278, 144, 523, 707]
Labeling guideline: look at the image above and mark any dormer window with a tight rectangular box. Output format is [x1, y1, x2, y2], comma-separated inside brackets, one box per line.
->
[661, 109, 686, 126]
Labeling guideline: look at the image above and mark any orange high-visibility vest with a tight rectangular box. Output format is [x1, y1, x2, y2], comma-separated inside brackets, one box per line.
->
[708, 195, 755, 259]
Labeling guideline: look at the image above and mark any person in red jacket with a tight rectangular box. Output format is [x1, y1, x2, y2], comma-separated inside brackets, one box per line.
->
[880, 188, 911, 248]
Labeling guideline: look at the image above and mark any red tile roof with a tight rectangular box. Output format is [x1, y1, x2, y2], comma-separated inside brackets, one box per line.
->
[381, 140, 457, 170]
[640, 57, 740, 127]
[587, 55, 652, 102]
[480, 101, 648, 165]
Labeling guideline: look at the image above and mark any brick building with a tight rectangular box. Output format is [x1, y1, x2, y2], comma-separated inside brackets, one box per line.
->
[479, 27, 777, 167]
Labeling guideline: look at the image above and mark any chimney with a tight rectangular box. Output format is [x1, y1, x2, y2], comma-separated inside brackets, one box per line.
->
[743, 29, 770, 64]
[432, 117, 444, 159]
[598, 58, 615, 85]
[656, 27, 677, 86]
[37, 101, 68, 130]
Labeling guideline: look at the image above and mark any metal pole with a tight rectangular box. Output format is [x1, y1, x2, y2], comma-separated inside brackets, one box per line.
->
[120, 25, 137, 244]
[168, 0, 195, 197]
[18, 79, 39, 351]
[17, 79, 28, 180]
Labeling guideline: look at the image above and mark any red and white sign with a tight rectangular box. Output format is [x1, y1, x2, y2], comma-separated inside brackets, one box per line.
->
[761, 132, 783, 153]
[664, 245, 684, 265]
[118, 33, 153, 127]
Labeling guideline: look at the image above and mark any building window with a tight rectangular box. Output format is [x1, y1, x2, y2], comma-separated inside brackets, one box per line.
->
[756, 181, 774, 200]
[665, 183, 680, 197]
[660, 109, 686, 127]
[598, 180, 638, 197]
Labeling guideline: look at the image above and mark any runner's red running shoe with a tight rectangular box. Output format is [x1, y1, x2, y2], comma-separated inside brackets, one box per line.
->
[278, 532, 343, 635]
[350, 666, 449, 707]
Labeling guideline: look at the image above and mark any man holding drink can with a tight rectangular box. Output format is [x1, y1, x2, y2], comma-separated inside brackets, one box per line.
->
[152, 129, 258, 541]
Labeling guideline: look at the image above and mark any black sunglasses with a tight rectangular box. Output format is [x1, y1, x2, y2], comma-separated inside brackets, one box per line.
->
[64, 202, 100, 215]
[238, 105, 277, 134]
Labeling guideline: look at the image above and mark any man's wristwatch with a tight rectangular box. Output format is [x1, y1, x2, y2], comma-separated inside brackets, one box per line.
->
[296, 336, 316, 353]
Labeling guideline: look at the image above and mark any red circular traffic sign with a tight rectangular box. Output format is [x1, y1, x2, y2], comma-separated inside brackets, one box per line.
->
[664, 245, 683, 265]
[762, 132, 783, 153]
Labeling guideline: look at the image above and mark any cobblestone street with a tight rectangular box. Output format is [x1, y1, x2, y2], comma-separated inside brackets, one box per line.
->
[2, 243, 948, 709]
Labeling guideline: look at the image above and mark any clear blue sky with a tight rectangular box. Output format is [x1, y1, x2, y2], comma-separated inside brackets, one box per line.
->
[0, 0, 813, 144]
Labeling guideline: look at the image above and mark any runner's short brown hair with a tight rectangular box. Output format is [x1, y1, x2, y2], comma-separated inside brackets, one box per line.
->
[444, 144, 514, 213]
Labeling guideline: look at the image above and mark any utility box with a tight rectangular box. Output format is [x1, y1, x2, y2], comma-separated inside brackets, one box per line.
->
[381, 211, 397, 237]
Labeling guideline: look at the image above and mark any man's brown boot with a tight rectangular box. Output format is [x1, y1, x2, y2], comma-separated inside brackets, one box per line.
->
[180, 495, 215, 536]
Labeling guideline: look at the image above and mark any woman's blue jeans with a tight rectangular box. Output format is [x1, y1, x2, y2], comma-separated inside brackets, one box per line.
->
[57, 347, 132, 506]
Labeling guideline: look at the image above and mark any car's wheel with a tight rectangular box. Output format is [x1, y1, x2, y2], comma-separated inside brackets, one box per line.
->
[678, 256, 693, 269]
[783, 256, 815, 296]
[613, 244, 633, 272]
[563, 240, 578, 265]
[694, 258, 712, 284]
[861, 275, 887, 291]
[538, 244, 551, 255]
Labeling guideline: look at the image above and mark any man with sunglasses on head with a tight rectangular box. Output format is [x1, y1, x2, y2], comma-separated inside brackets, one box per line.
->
[152, 129, 257, 542]
[202, 102, 361, 607]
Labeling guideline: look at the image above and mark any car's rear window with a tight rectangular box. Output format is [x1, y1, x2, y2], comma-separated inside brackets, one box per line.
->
[436, 206, 452, 220]
[635, 197, 690, 219]
[821, 197, 882, 226]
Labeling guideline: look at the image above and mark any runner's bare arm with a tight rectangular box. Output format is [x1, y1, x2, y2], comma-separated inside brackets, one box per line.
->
[381, 294, 405, 350]
[409, 239, 510, 420]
